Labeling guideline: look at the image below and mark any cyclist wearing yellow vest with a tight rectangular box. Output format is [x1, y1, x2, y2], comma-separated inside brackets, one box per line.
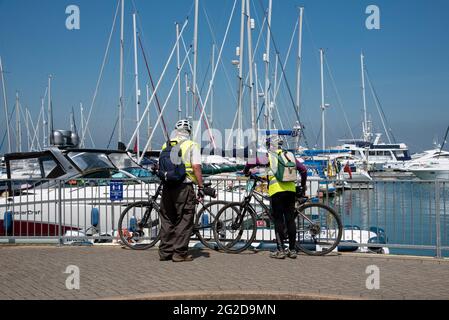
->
[244, 135, 308, 259]
[159, 119, 204, 263]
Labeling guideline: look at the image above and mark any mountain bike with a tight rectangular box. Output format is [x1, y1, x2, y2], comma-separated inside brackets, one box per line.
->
[212, 174, 343, 256]
[117, 181, 225, 250]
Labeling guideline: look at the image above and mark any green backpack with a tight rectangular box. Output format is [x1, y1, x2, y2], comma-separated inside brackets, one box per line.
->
[269, 150, 298, 182]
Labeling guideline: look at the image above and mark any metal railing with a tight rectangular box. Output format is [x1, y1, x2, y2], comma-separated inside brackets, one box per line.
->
[0, 177, 448, 258]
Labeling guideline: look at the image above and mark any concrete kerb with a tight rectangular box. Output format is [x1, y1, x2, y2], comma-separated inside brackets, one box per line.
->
[99, 290, 363, 301]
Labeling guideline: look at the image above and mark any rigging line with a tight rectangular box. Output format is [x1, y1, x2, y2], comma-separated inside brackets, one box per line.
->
[0, 106, 15, 151]
[81, 0, 120, 146]
[273, 17, 298, 102]
[203, 1, 266, 98]
[26, 109, 39, 151]
[257, 0, 309, 149]
[303, 11, 321, 69]
[30, 106, 43, 151]
[138, 46, 192, 163]
[133, 2, 197, 139]
[107, 116, 120, 149]
[324, 56, 355, 140]
[138, 35, 169, 140]
[364, 66, 396, 143]
[193, 0, 238, 144]
[127, 18, 190, 151]
[30, 87, 47, 151]
[202, 4, 241, 104]
[179, 35, 216, 147]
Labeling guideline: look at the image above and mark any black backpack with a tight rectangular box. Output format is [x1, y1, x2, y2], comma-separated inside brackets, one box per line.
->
[157, 140, 187, 184]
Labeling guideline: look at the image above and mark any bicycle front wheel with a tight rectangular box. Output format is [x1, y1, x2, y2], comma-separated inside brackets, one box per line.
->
[194, 200, 231, 250]
[213, 202, 258, 254]
[295, 203, 342, 256]
[118, 201, 161, 250]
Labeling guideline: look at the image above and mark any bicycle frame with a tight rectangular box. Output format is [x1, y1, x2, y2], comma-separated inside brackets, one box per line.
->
[242, 176, 316, 227]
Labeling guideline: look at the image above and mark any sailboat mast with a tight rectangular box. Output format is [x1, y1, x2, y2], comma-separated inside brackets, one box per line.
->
[176, 23, 182, 121]
[296, 7, 304, 116]
[0, 56, 11, 153]
[119, 0, 125, 144]
[254, 62, 260, 132]
[146, 84, 151, 141]
[48, 74, 53, 146]
[133, 12, 140, 155]
[185, 73, 189, 119]
[15, 92, 21, 152]
[26, 107, 31, 151]
[361, 52, 369, 142]
[320, 48, 325, 150]
[236, 0, 246, 149]
[210, 44, 215, 127]
[246, 0, 256, 150]
[80, 102, 84, 148]
[264, 0, 272, 130]
[272, 53, 278, 129]
[42, 95, 47, 148]
[192, 0, 199, 121]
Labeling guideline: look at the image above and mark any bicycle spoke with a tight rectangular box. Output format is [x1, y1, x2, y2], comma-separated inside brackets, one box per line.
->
[118, 202, 161, 250]
[214, 203, 257, 253]
[296, 203, 342, 255]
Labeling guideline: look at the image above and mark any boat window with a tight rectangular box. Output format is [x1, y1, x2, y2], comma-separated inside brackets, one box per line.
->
[8, 155, 64, 179]
[108, 153, 137, 169]
[9, 158, 42, 179]
[68, 152, 115, 171]
[122, 167, 154, 178]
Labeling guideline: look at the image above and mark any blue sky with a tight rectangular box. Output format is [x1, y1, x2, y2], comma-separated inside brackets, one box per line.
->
[0, 0, 448, 153]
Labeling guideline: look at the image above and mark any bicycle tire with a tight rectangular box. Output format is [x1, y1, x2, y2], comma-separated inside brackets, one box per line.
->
[295, 202, 342, 256]
[118, 201, 161, 250]
[213, 202, 258, 254]
[194, 200, 230, 251]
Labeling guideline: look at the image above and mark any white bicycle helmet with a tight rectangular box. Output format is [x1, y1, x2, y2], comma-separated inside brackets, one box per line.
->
[175, 119, 192, 133]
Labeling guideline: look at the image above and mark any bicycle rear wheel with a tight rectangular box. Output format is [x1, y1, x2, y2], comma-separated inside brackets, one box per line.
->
[295, 203, 342, 256]
[213, 202, 257, 254]
[118, 201, 161, 250]
[194, 200, 230, 250]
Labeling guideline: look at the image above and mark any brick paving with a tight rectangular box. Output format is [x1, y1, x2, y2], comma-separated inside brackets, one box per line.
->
[0, 245, 448, 300]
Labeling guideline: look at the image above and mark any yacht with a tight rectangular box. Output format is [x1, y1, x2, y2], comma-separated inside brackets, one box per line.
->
[339, 134, 411, 172]
[0, 145, 160, 237]
[404, 149, 449, 180]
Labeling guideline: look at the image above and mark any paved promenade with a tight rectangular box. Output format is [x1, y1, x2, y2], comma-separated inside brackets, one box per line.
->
[0, 245, 448, 300]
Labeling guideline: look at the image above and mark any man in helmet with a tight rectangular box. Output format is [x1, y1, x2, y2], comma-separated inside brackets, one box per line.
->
[158, 119, 204, 262]
[243, 135, 308, 259]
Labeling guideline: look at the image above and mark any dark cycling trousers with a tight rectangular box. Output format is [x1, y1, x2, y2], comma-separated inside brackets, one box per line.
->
[159, 183, 196, 259]
[270, 191, 296, 251]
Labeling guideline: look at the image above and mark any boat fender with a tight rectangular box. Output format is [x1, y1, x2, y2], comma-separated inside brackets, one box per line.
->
[369, 226, 387, 240]
[91, 208, 99, 228]
[338, 240, 359, 252]
[3, 211, 13, 235]
[129, 216, 137, 232]
[201, 212, 209, 228]
[368, 236, 386, 253]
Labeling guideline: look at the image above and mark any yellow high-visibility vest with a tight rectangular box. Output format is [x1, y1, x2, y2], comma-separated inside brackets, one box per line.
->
[161, 139, 198, 184]
[267, 150, 296, 197]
